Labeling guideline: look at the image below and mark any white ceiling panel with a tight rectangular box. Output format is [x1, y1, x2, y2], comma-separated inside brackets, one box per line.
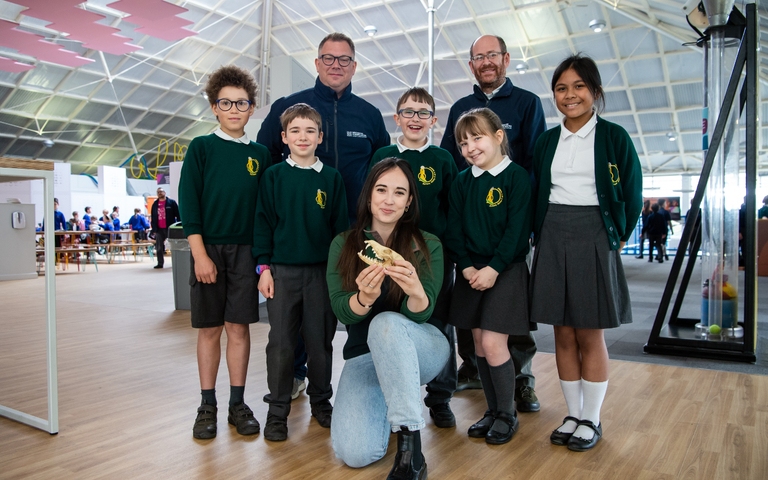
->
[519, 7, 565, 41]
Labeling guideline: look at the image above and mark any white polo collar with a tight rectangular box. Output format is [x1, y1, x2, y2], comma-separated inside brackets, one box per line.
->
[286, 156, 323, 172]
[560, 111, 598, 139]
[471, 156, 512, 177]
[396, 135, 430, 153]
[214, 128, 250, 144]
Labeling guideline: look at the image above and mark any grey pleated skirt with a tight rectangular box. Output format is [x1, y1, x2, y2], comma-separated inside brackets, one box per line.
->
[529, 204, 632, 329]
[449, 261, 530, 335]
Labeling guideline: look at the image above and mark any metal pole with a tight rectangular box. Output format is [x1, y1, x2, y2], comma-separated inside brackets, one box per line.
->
[427, 0, 435, 145]
[259, 0, 273, 108]
[743, 2, 758, 353]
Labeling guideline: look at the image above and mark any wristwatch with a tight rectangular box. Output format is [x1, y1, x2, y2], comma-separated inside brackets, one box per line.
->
[256, 265, 270, 275]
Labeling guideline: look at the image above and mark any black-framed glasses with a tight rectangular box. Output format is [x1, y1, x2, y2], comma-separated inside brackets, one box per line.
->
[470, 51, 504, 63]
[398, 109, 434, 119]
[319, 54, 354, 67]
[216, 98, 252, 112]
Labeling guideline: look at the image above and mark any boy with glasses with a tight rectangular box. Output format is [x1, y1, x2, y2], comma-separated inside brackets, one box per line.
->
[369, 87, 459, 429]
[179, 65, 271, 440]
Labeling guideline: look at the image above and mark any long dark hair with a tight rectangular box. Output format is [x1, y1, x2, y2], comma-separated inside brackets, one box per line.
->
[336, 157, 431, 306]
[642, 199, 651, 215]
[551, 53, 605, 113]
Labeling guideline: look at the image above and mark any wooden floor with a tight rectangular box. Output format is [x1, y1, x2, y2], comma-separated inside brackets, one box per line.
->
[1, 261, 766, 480]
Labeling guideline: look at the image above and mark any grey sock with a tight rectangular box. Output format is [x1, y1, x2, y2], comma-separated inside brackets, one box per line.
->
[476, 356, 497, 412]
[488, 358, 516, 416]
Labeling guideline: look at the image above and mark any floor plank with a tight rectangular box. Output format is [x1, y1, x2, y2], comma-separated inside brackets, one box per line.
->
[1, 261, 766, 479]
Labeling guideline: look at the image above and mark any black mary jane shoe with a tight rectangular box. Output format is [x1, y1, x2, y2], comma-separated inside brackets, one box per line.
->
[566, 420, 602, 452]
[485, 411, 519, 445]
[550, 416, 580, 446]
[468, 410, 495, 438]
[387, 427, 427, 480]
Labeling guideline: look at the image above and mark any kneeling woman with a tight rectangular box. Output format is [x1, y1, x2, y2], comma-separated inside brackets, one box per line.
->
[328, 158, 448, 480]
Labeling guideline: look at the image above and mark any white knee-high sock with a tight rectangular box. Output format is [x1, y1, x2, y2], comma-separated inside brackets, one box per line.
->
[555, 380, 582, 434]
[573, 379, 608, 440]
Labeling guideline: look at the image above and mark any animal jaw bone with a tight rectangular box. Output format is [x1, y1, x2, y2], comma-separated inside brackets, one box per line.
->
[358, 240, 404, 267]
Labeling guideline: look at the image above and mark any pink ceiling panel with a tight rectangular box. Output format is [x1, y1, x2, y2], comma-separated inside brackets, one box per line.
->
[0, 56, 35, 73]
[108, 0, 197, 42]
[9, 0, 141, 55]
[0, 20, 93, 68]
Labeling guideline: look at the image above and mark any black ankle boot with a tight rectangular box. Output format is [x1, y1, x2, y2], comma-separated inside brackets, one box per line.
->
[387, 427, 427, 480]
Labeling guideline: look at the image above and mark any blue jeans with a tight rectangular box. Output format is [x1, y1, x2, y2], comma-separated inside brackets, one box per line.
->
[331, 312, 449, 468]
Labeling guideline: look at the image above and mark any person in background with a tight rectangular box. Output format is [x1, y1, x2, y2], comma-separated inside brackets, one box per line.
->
[127, 208, 150, 241]
[41, 198, 67, 247]
[111, 211, 120, 231]
[70, 211, 85, 231]
[643, 203, 667, 263]
[657, 198, 673, 261]
[83, 207, 92, 230]
[758, 196, 768, 219]
[635, 200, 652, 259]
[151, 187, 181, 269]
[101, 209, 111, 224]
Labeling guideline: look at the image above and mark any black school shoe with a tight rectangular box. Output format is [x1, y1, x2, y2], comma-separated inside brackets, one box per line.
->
[228, 402, 260, 435]
[264, 413, 288, 441]
[311, 400, 333, 428]
[468, 410, 495, 438]
[485, 411, 519, 445]
[193, 403, 217, 439]
[567, 420, 602, 452]
[550, 416, 580, 445]
[428, 402, 456, 428]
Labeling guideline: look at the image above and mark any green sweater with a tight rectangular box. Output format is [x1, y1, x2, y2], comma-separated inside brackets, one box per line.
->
[444, 161, 532, 273]
[369, 144, 458, 241]
[179, 134, 271, 244]
[252, 161, 349, 265]
[532, 117, 643, 249]
[326, 229, 444, 360]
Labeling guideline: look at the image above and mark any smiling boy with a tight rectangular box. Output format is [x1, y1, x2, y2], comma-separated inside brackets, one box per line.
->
[369, 87, 459, 429]
[253, 103, 348, 441]
[179, 65, 271, 440]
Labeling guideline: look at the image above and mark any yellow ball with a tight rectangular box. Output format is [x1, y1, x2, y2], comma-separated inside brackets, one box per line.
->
[709, 324, 722, 334]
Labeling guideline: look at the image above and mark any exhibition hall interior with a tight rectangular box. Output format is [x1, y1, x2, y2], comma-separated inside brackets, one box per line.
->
[1, 0, 767, 479]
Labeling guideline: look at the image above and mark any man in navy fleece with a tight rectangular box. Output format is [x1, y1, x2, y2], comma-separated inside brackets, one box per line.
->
[440, 34, 546, 412]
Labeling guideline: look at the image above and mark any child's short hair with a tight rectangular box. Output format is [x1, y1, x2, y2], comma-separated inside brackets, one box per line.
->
[396, 87, 435, 112]
[651, 203, 660, 213]
[205, 65, 258, 105]
[551, 53, 605, 113]
[454, 108, 510, 158]
[280, 103, 322, 133]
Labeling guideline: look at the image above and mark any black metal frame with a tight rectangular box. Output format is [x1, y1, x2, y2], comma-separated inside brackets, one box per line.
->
[644, 4, 758, 362]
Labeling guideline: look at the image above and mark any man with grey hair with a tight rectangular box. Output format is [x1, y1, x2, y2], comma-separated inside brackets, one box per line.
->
[441, 34, 547, 413]
[151, 186, 180, 269]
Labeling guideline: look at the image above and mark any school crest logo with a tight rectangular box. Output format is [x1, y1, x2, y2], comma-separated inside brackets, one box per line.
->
[417, 166, 436, 185]
[316, 189, 327, 209]
[609, 163, 619, 185]
[247, 157, 259, 176]
[486, 187, 503, 207]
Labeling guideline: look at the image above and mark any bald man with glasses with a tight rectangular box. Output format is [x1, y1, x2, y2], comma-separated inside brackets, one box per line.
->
[440, 34, 547, 414]
[257, 32, 390, 225]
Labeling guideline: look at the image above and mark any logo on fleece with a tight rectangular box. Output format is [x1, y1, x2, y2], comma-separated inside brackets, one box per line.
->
[417, 166, 436, 185]
[486, 187, 503, 207]
[316, 190, 327, 209]
[609, 163, 619, 185]
[247, 157, 260, 176]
